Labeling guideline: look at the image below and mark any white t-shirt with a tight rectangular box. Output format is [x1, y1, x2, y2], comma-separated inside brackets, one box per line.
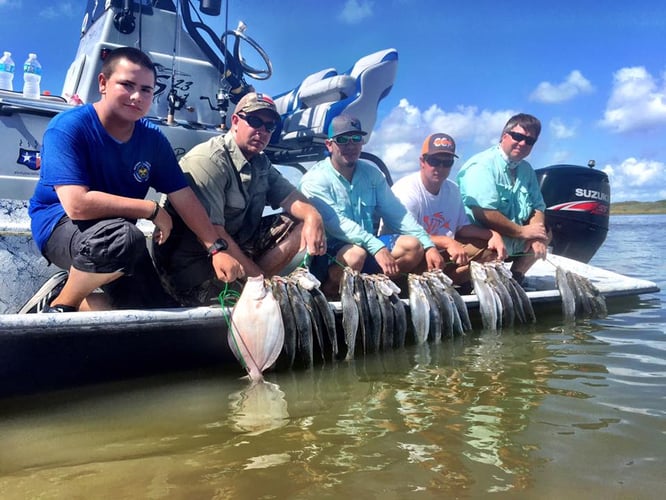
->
[390, 172, 470, 237]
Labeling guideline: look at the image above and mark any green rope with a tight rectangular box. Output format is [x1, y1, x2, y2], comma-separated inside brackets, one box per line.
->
[299, 250, 312, 268]
[217, 282, 248, 372]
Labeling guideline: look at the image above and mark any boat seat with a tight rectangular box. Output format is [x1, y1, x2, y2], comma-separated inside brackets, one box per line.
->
[273, 68, 338, 116]
[297, 74, 355, 108]
[272, 48, 398, 145]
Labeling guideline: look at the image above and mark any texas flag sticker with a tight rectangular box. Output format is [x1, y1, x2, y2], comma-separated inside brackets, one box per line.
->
[17, 148, 41, 171]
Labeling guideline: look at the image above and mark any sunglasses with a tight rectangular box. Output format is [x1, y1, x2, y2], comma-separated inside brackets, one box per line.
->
[237, 113, 278, 133]
[506, 130, 537, 146]
[425, 155, 455, 168]
[331, 134, 364, 144]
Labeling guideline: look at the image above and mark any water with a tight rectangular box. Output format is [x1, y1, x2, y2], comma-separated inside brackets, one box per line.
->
[0, 215, 663, 499]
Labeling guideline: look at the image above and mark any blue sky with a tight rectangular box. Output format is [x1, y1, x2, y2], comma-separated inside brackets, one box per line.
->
[1, 0, 665, 202]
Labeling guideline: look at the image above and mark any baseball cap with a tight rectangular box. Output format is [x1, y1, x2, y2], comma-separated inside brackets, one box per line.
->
[421, 133, 458, 158]
[328, 114, 367, 138]
[235, 92, 280, 121]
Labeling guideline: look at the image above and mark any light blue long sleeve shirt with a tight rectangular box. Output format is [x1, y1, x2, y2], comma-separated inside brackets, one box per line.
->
[299, 157, 433, 255]
[457, 145, 546, 254]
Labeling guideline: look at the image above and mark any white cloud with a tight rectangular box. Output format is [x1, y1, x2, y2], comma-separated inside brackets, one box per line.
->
[338, 0, 374, 24]
[41, 2, 77, 19]
[549, 118, 576, 139]
[602, 157, 666, 201]
[0, 0, 21, 8]
[530, 70, 594, 103]
[551, 150, 572, 164]
[366, 98, 514, 180]
[600, 66, 666, 133]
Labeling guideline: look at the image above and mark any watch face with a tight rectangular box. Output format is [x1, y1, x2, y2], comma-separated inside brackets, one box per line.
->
[208, 238, 228, 255]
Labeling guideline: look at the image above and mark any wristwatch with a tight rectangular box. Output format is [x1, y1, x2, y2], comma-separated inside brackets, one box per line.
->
[207, 238, 229, 256]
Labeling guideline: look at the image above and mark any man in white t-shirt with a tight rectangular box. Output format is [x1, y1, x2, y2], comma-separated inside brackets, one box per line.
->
[388, 133, 507, 288]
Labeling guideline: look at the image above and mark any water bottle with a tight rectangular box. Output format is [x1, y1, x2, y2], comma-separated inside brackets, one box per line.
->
[22, 53, 42, 99]
[0, 51, 14, 91]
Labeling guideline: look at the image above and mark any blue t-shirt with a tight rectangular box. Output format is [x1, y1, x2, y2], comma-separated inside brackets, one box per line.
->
[29, 104, 188, 251]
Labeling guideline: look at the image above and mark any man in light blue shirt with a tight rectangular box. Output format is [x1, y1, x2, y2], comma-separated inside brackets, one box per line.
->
[457, 113, 549, 283]
[299, 115, 443, 296]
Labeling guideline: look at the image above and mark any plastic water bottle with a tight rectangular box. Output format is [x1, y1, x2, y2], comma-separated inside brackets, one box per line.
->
[0, 51, 15, 91]
[22, 53, 42, 99]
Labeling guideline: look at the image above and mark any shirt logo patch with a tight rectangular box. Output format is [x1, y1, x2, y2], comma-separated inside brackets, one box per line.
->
[133, 161, 151, 182]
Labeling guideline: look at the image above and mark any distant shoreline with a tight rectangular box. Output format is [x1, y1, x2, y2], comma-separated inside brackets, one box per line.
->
[610, 200, 666, 215]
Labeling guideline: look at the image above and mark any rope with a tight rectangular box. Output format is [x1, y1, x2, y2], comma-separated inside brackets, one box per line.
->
[317, 249, 545, 279]
[217, 282, 251, 373]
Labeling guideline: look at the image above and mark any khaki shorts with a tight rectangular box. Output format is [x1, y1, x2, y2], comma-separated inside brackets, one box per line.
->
[439, 236, 498, 287]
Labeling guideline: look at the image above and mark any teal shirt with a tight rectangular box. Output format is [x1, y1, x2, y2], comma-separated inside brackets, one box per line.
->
[299, 157, 433, 255]
[457, 145, 546, 254]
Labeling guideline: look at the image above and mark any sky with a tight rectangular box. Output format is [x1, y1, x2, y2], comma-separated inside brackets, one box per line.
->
[1, 0, 665, 202]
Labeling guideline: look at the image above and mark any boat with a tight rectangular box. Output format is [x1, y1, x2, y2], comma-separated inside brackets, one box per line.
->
[0, 1, 659, 395]
[0, 252, 659, 396]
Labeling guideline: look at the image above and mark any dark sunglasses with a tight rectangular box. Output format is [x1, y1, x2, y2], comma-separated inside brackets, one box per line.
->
[237, 113, 278, 133]
[506, 130, 537, 146]
[331, 134, 364, 144]
[425, 155, 455, 168]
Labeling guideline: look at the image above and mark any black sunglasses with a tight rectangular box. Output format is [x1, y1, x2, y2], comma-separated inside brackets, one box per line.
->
[425, 155, 455, 168]
[331, 134, 364, 144]
[237, 113, 278, 133]
[506, 130, 537, 146]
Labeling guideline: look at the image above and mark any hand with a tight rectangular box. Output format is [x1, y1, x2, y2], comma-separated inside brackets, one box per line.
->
[374, 247, 400, 276]
[152, 206, 173, 245]
[487, 230, 508, 260]
[530, 239, 548, 260]
[212, 252, 245, 282]
[425, 246, 445, 270]
[444, 241, 469, 266]
[300, 214, 327, 256]
[520, 221, 548, 242]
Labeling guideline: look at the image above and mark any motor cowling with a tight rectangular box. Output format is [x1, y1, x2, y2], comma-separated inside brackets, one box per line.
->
[536, 164, 610, 263]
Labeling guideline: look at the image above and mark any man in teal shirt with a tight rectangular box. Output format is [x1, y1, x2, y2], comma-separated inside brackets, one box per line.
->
[299, 115, 443, 296]
[457, 113, 550, 284]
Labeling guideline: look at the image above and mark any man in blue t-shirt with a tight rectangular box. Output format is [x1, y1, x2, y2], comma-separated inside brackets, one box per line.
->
[28, 47, 243, 312]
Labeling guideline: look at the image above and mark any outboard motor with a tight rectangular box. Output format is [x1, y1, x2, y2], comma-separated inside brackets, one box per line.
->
[536, 163, 610, 263]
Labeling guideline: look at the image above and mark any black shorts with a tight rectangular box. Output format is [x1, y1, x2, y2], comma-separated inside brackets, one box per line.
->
[157, 212, 298, 307]
[240, 212, 297, 258]
[43, 216, 177, 309]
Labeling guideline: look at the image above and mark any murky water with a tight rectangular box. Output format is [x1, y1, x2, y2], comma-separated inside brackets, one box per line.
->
[1, 215, 664, 499]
